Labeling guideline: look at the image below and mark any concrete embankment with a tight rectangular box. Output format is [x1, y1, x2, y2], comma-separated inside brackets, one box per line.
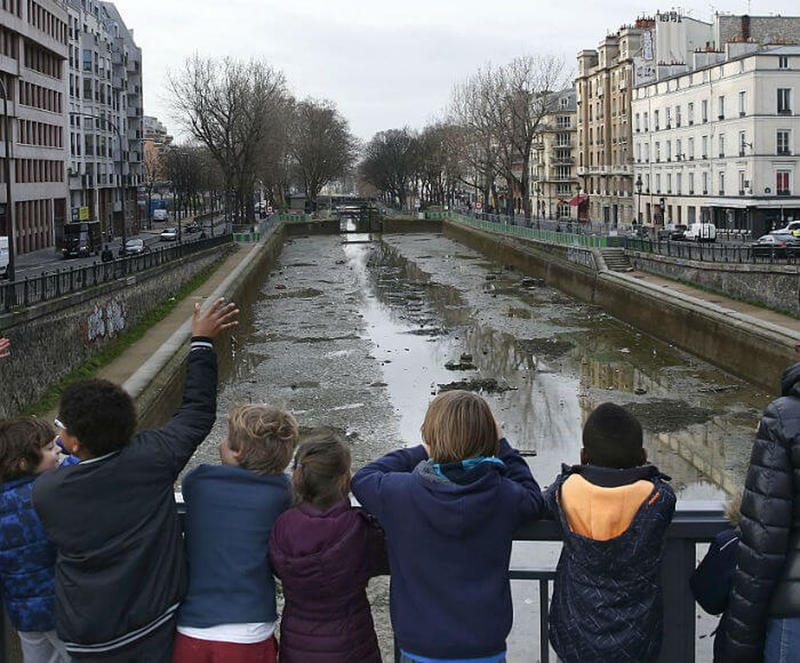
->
[443, 218, 800, 391]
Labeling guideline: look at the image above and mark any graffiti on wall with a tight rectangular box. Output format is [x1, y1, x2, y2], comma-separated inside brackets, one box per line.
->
[86, 299, 127, 342]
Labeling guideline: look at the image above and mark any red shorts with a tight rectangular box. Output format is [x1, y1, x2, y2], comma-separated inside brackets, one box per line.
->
[172, 632, 278, 663]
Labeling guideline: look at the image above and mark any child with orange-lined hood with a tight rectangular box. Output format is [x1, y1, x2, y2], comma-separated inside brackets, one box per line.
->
[544, 402, 676, 663]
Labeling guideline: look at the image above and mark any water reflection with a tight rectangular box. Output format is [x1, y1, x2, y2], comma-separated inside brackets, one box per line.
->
[356, 236, 769, 498]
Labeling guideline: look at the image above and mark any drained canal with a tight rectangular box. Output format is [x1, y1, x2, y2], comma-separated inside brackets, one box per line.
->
[186, 230, 771, 662]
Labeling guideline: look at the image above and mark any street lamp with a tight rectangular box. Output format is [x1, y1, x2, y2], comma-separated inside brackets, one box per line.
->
[70, 112, 126, 254]
[635, 174, 643, 226]
[0, 77, 16, 282]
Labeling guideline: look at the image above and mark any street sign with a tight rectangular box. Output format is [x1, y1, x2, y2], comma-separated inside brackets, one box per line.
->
[476, 201, 483, 210]
[79, 206, 89, 221]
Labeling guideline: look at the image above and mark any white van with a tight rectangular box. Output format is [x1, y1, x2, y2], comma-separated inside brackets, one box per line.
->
[153, 208, 168, 222]
[684, 223, 717, 243]
[0, 236, 8, 279]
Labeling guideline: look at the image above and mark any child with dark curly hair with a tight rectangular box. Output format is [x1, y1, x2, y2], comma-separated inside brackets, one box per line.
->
[0, 417, 69, 662]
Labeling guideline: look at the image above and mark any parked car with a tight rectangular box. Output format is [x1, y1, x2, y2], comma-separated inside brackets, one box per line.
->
[657, 224, 688, 241]
[769, 220, 800, 237]
[184, 222, 201, 234]
[119, 239, 147, 256]
[752, 233, 800, 258]
[684, 223, 717, 242]
[160, 227, 178, 242]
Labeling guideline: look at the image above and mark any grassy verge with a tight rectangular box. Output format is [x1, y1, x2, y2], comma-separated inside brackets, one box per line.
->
[23, 257, 225, 416]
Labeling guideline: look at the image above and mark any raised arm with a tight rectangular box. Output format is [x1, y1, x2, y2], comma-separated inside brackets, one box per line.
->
[497, 438, 544, 522]
[351, 445, 428, 520]
[718, 401, 794, 663]
[145, 298, 239, 477]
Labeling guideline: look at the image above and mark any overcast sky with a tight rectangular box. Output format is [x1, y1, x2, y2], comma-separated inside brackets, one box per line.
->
[110, 0, 800, 141]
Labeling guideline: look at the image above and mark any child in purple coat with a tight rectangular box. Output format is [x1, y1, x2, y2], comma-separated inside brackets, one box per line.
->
[269, 431, 387, 663]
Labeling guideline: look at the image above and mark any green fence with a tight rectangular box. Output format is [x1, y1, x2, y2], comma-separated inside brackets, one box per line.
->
[275, 213, 314, 223]
[445, 214, 608, 248]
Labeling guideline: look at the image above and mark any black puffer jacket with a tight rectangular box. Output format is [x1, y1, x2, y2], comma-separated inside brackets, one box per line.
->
[718, 362, 800, 662]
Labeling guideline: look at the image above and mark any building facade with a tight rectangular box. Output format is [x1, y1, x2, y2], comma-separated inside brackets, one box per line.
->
[65, 0, 141, 238]
[0, 0, 69, 255]
[633, 45, 800, 236]
[530, 88, 579, 220]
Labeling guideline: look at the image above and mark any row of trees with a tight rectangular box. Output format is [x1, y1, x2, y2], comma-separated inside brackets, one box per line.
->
[166, 56, 357, 223]
[360, 55, 569, 217]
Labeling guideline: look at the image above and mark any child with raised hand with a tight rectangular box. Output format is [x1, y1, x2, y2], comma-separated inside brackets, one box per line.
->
[269, 430, 387, 663]
[351, 390, 543, 663]
[544, 402, 676, 663]
[173, 404, 300, 663]
[0, 417, 69, 663]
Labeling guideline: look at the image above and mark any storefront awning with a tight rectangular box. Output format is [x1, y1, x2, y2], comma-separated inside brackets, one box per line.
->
[568, 194, 588, 207]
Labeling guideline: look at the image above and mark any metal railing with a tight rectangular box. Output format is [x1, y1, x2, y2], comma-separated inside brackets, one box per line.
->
[0, 503, 728, 663]
[625, 237, 800, 265]
[0, 234, 233, 314]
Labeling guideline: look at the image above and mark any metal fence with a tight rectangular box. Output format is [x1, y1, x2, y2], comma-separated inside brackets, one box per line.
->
[624, 237, 800, 265]
[0, 234, 233, 314]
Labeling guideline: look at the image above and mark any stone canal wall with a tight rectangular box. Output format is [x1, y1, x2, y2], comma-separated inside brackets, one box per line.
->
[627, 250, 800, 316]
[0, 244, 234, 419]
[443, 218, 800, 391]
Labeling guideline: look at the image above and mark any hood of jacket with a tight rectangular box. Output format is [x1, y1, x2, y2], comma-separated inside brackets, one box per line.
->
[782, 362, 800, 398]
[411, 458, 510, 538]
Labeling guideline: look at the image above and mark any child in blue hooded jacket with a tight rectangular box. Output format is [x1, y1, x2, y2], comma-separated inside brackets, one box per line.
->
[0, 417, 70, 663]
[351, 390, 543, 662]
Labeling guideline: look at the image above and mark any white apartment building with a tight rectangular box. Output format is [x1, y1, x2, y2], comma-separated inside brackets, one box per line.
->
[530, 88, 579, 220]
[0, 0, 69, 255]
[65, 0, 142, 237]
[633, 45, 800, 235]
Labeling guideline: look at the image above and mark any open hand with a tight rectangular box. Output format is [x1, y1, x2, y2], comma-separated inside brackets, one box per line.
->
[0, 338, 10, 359]
[192, 298, 239, 339]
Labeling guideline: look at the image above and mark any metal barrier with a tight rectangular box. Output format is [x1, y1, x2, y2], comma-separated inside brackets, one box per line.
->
[624, 237, 800, 265]
[0, 234, 233, 314]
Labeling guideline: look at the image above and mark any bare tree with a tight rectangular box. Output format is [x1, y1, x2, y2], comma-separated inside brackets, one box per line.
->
[169, 55, 290, 225]
[142, 147, 162, 228]
[289, 99, 357, 211]
[359, 128, 419, 210]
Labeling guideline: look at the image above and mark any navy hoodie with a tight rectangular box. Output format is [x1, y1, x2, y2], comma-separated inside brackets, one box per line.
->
[351, 439, 543, 659]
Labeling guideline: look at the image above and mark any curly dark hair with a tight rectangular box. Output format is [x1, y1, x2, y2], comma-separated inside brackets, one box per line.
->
[58, 379, 137, 457]
[0, 418, 54, 482]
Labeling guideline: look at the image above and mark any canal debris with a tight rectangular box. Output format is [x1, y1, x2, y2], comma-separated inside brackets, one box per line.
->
[263, 287, 324, 300]
[444, 353, 477, 371]
[438, 378, 516, 394]
[622, 400, 719, 433]
[698, 384, 739, 394]
[521, 277, 544, 288]
[516, 338, 575, 359]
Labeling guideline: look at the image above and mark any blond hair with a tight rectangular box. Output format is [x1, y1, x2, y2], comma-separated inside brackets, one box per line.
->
[422, 390, 498, 463]
[227, 404, 299, 474]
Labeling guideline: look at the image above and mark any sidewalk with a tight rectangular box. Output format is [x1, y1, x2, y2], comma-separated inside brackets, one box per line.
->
[628, 270, 799, 335]
[95, 242, 254, 387]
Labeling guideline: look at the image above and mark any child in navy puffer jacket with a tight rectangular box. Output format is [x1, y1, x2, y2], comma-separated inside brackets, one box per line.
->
[0, 417, 70, 663]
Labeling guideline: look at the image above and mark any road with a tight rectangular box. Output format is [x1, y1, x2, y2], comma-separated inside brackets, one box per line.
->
[12, 217, 226, 280]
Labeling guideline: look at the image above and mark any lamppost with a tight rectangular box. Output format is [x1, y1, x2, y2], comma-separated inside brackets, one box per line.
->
[1, 76, 16, 282]
[635, 174, 643, 226]
[70, 112, 126, 254]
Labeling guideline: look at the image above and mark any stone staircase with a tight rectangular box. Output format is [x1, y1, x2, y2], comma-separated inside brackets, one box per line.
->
[600, 248, 633, 272]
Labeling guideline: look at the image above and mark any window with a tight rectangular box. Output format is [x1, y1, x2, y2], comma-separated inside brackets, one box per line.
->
[654, 110, 660, 131]
[643, 142, 650, 162]
[636, 142, 641, 161]
[689, 137, 695, 159]
[719, 133, 725, 158]
[688, 102, 695, 125]
[702, 135, 708, 158]
[739, 170, 746, 195]
[739, 91, 746, 116]
[778, 88, 792, 114]
[778, 130, 791, 155]
[667, 173, 672, 193]
[643, 111, 649, 131]
[689, 172, 695, 194]
[645, 173, 651, 192]
[702, 99, 709, 123]
[676, 139, 682, 159]
[777, 170, 791, 195]
[739, 131, 747, 156]
[656, 173, 661, 193]
[655, 141, 661, 162]
[675, 105, 681, 127]
[702, 171, 709, 194]
[665, 107, 671, 128]
[779, 56, 789, 70]
[676, 173, 682, 194]
[719, 171, 725, 195]
[718, 95, 725, 119]
[666, 141, 672, 161]
[635, 113, 640, 132]
[82, 48, 91, 72]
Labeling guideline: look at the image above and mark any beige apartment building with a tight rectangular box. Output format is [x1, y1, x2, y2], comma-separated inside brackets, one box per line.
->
[0, 0, 69, 254]
[576, 23, 649, 227]
[530, 88, 579, 220]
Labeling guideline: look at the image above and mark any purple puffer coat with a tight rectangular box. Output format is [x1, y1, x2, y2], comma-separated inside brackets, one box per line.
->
[269, 500, 388, 663]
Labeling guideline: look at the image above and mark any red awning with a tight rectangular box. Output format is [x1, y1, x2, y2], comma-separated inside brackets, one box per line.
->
[568, 194, 588, 207]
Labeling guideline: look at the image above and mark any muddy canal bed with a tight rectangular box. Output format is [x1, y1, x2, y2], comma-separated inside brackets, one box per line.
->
[188, 232, 771, 662]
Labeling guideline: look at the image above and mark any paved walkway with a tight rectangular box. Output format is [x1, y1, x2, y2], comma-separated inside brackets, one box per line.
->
[95, 242, 255, 386]
[627, 270, 799, 334]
